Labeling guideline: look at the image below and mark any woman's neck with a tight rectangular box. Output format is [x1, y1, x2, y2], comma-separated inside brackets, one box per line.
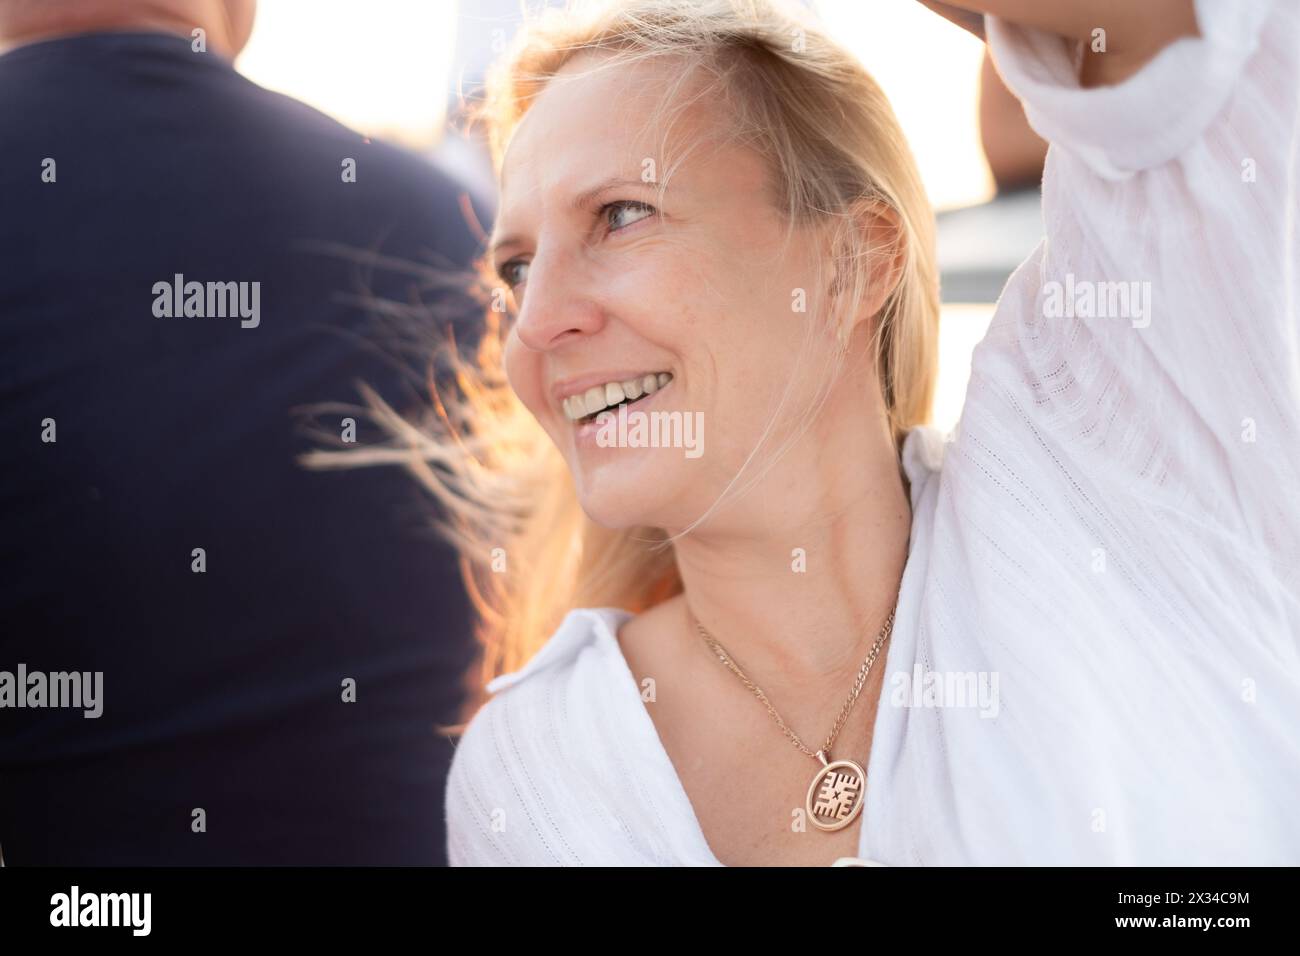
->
[668, 405, 912, 699]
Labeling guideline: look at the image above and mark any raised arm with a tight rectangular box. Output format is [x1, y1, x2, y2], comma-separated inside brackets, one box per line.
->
[916, 0, 1199, 85]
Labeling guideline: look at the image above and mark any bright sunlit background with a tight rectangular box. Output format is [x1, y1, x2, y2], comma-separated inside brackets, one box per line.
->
[239, 0, 1003, 432]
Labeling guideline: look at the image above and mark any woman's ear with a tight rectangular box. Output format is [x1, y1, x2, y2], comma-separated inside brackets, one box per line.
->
[828, 199, 906, 343]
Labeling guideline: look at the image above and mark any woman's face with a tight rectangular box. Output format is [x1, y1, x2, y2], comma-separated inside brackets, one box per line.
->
[493, 54, 841, 532]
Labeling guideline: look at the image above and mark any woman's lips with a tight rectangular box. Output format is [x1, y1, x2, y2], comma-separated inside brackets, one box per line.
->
[571, 377, 674, 445]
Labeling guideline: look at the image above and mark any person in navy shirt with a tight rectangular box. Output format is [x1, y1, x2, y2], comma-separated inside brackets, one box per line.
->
[0, 0, 490, 865]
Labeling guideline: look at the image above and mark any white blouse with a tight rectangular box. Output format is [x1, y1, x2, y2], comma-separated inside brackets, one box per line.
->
[446, 0, 1300, 865]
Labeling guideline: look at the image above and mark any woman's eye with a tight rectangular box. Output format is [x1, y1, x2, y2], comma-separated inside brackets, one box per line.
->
[498, 258, 528, 290]
[604, 200, 655, 232]
[494, 201, 654, 292]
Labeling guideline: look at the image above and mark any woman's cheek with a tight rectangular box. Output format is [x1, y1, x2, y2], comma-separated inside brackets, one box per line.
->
[502, 333, 542, 420]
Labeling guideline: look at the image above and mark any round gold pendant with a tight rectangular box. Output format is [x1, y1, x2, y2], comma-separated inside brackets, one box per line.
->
[806, 756, 866, 831]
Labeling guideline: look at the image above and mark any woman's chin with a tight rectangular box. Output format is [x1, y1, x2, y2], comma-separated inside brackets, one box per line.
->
[572, 469, 678, 531]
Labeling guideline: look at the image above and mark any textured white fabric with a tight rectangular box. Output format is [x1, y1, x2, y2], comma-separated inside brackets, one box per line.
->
[446, 0, 1300, 865]
[443, 426, 940, 867]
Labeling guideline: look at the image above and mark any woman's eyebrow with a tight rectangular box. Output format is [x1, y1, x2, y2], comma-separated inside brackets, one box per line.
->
[489, 176, 663, 258]
[571, 175, 658, 210]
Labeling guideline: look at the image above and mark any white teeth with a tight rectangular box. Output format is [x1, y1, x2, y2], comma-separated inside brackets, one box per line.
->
[561, 372, 673, 421]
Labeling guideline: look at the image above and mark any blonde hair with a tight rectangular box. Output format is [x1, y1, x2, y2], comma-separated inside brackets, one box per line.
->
[306, 0, 939, 733]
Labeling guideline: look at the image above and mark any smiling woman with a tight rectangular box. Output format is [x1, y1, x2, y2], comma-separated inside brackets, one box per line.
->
[336, 0, 941, 867]
[316, 0, 1300, 867]
[484, 39, 937, 544]
[361, 0, 943, 704]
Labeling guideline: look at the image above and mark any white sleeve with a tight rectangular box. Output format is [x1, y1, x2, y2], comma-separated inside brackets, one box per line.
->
[985, 0, 1276, 178]
[980, 0, 1300, 511]
[906, 0, 1300, 863]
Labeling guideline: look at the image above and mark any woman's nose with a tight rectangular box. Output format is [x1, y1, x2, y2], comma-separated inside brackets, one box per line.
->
[512, 244, 606, 352]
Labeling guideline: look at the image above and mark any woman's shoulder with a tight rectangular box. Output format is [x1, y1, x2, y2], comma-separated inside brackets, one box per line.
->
[484, 606, 633, 697]
[443, 607, 637, 865]
[454, 607, 635, 760]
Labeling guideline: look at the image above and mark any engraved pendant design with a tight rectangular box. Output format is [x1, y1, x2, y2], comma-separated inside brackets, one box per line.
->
[806, 751, 866, 831]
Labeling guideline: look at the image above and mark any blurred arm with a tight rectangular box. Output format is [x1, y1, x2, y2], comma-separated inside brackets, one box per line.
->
[917, 0, 1199, 86]
[979, 49, 1047, 192]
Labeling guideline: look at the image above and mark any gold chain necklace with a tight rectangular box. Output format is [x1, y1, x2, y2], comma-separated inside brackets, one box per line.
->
[690, 606, 895, 832]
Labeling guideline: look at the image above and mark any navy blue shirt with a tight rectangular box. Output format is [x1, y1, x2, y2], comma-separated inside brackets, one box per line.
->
[0, 31, 489, 865]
